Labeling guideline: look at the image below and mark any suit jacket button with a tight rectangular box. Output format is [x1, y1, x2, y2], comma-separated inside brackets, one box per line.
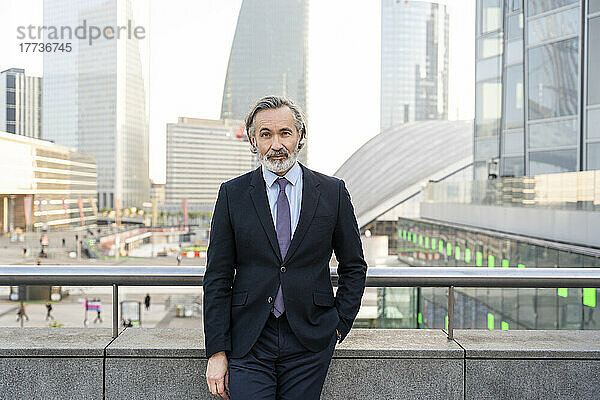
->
[267, 297, 273, 304]
[280, 267, 286, 273]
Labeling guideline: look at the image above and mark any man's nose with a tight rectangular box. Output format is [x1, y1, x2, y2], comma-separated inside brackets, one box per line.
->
[271, 135, 283, 150]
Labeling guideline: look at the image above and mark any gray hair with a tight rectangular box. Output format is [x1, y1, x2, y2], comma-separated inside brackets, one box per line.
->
[244, 95, 307, 154]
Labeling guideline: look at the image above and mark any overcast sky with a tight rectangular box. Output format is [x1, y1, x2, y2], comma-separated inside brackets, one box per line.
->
[0, 0, 475, 181]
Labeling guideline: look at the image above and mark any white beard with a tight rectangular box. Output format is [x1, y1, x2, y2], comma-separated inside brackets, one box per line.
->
[258, 141, 301, 174]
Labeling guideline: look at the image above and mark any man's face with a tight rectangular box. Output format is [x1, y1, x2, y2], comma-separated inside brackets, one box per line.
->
[252, 106, 301, 174]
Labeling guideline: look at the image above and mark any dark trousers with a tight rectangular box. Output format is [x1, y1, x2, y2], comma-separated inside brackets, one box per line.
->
[228, 312, 337, 400]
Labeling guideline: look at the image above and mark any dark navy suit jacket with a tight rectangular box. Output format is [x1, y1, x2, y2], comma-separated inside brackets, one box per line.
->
[203, 163, 367, 359]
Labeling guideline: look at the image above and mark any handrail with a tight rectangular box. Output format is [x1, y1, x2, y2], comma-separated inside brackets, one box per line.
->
[3, 265, 600, 340]
[3, 266, 600, 287]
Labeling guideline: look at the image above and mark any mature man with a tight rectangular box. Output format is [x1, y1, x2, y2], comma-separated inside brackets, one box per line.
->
[203, 95, 367, 399]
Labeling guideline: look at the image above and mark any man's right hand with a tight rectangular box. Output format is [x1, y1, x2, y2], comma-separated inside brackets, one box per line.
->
[206, 351, 229, 399]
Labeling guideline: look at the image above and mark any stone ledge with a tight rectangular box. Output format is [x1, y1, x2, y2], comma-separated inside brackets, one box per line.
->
[105, 327, 462, 359]
[334, 329, 462, 358]
[106, 327, 205, 358]
[454, 330, 600, 359]
[0, 328, 113, 357]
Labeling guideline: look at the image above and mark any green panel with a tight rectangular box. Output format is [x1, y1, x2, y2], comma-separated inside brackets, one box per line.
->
[446, 243, 452, 256]
[557, 288, 568, 298]
[501, 321, 509, 330]
[502, 259, 509, 268]
[413, 234, 417, 244]
[425, 237, 429, 248]
[583, 288, 597, 307]
[418, 312, 422, 324]
[419, 235, 423, 246]
[439, 240, 444, 253]
[487, 313, 495, 330]
[445, 315, 448, 329]
[488, 255, 495, 268]
[476, 252, 483, 267]
[518, 264, 526, 268]
[455, 246, 461, 260]
[465, 249, 471, 263]
[432, 238, 436, 250]
[408, 232, 412, 241]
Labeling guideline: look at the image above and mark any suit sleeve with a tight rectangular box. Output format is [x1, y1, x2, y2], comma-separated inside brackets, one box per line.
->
[203, 183, 236, 358]
[332, 179, 367, 343]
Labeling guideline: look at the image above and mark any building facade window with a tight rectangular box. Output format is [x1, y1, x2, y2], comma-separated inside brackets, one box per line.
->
[527, 0, 578, 16]
[504, 65, 525, 129]
[481, 0, 503, 33]
[527, 6, 580, 46]
[528, 38, 579, 120]
[588, 17, 600, 105]
[588, 143, 600, 170]
[503, 130, 524, 155]
[529, 149, 577, 174]
[476, 81, 502, 137]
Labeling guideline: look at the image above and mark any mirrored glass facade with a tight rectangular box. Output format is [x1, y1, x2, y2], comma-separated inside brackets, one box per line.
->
[475, 0, 600, 177]
[220, 0, 308, 166]
[380, 0, 449, 130]
[43, 0, 150, 209]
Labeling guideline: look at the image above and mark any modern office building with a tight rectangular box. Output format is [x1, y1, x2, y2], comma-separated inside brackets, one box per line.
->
[221, 0, 308, 165]
[474, 0, 600, 179]
[42, 0, 150, 209]
[335, 116, 600, 331]
[380, 0, 449, 130]
[165, 118, 254, 213]
[335, 120, 474, 252]
[0, 130, 97, 232]
[0, 68, 42, 139]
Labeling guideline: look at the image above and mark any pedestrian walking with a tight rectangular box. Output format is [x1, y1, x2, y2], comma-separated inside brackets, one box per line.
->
[16, 304, 29, 322]
[177, 253, 182, 265]
[62, 238, 66, 247]
[93, 300, 103, 324]
[144, 294, 151, 311]
[45, 303, 54, 321]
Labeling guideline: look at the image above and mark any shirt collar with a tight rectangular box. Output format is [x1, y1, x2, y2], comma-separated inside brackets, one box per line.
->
[262, 161, 302, 188]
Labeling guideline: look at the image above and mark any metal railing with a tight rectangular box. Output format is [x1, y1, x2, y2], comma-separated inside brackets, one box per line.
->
[2, 265, 600, 340]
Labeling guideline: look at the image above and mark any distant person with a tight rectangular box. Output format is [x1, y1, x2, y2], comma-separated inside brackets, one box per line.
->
[23, 248, 27, 257]
[177, 254, 182, 265]
[16, 304, 29, 322]
[144, 294, 151, 311]
[36, 258, 41, 265]
[45, 303, 54, 321]
[62, 238, 66, 247]
[93, 300, 102, 324]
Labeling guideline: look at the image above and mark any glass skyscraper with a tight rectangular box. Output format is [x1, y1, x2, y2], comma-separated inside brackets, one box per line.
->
[221, 0, 308, 165]
[474, 0, 600, 179]
[380, 0, 449, 131]
[42, 0, 150, 209]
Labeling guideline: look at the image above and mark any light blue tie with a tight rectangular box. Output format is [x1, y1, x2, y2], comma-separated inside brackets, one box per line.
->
[273, 177, 290, 318]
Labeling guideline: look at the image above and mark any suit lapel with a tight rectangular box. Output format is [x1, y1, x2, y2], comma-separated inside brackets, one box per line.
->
[282, 163, 320, 266]
[249, 166, 283, 263]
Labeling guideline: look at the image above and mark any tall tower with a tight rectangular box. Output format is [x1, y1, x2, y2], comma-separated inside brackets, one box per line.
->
[42, 0, 149, 209]
[381, 0, 449, 131]
[221, 0, 309, 165]
[0, 68, 42, 139]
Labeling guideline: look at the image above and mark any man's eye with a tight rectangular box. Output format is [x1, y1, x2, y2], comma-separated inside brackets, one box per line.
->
[261, 132, 270, 137]
[282, 131, 291, 136]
